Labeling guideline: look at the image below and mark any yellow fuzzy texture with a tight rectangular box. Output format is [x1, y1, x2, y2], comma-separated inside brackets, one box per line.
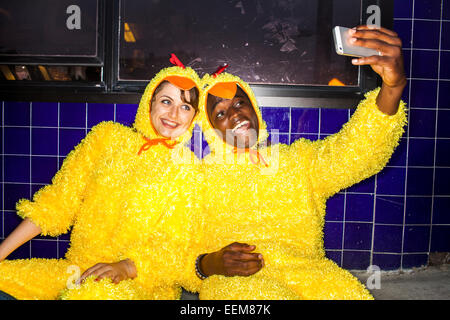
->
[1, 65, 407, 300]
[0, 66, 203, 299]
[58, 276, 181, 300]
[0, 259, 72, 300]
[196, 74, 407, 299]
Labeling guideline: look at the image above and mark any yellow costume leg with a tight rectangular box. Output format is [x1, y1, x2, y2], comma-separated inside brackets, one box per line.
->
[199, 274, 301, 300]
[269, 258, 374, 300]
[59, 276, 182, 300]
[0, 258, 72, 300]
[199, 258, 372, 300]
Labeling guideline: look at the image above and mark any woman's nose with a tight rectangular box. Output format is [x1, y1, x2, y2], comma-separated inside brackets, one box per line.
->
[167, 105, 178, 119]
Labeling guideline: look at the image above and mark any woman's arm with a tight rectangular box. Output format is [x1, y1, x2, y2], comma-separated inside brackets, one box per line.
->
[0, 218, 41, 262]
[16, 122, 114, 237]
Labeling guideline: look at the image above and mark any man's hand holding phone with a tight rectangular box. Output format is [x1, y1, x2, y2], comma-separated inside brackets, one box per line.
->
[348, 25, 406, 89]
[342, 25, 407, 115]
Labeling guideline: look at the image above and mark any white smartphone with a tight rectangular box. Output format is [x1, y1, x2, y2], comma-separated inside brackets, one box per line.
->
[333, 26, 381, 57]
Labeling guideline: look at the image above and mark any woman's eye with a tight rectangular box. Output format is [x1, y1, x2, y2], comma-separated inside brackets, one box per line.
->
[181, 104, 191, 111]
[161, 99, 171, 105]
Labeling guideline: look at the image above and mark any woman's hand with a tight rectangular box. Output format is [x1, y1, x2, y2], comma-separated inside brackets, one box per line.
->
[200, 242, 265, 277]
[350, 25, 407, 115]
[78, 259, 137, 284]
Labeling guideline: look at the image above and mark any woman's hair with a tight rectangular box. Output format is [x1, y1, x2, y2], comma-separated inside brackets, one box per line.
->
[151, 80, 199, 114]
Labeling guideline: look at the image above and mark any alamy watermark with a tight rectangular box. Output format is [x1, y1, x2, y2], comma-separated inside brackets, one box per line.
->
[66, 5, 81, 30]
[366, 265, 381, 290]
[66, 264, 81, 289]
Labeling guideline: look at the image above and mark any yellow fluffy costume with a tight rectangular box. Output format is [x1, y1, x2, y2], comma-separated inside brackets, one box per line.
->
[195, 72, 407, 300]
[0, 63, 204, 300]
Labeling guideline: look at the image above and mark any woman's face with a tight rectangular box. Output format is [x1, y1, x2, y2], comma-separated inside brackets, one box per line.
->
[150, 82, 196, 139]
[207, 88, 259, 148]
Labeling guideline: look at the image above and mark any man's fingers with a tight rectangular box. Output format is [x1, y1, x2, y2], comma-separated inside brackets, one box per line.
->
[226, 259, 264, 276]
[352, 55, 393, 66]
[356, 25, 399, 37]
[350, 28, 402, 47]
[354, 25, 399, 37]
[229, 251, 263, 262]
[349, 37, 401, 57]
[220, 242, 265, 277]
[227, 242, 256, 252]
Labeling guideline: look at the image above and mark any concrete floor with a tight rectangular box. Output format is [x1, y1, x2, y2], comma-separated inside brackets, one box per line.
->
[351, 264, 450, 300]
[181, 264, 450, 300]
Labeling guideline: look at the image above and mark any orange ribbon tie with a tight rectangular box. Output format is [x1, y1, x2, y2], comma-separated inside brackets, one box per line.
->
[138, 136, 178, 155]
[232, 147, 269, 167]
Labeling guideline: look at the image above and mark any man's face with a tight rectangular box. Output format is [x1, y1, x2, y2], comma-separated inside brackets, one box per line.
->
[207, 88, 259, 148]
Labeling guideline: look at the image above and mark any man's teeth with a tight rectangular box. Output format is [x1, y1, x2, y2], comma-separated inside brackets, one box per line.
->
[232, 120, 249, 133]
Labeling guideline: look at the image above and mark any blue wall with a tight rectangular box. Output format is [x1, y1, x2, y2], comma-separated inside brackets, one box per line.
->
[1, 0, 449, 270]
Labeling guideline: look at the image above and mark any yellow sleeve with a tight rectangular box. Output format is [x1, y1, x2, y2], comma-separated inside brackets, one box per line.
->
[122, 244, 203, 296]
[121, 245, 165, 294]
[179, 182, 207, 294]
[180, 229, 205, 293]
[16, 121, 114, 236]
[120, 243, 200, 296]
[123, 206, 205, 294]
[308, 88, 407, 200]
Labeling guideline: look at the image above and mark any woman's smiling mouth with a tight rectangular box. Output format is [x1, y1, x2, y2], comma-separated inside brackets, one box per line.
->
[160, 118, 179, 129]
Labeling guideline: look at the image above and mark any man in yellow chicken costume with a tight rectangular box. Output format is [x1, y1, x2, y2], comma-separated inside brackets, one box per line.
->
[0, 26, 407, 300]
[0, 58, 205, 300]
[193, 26, 407, 299]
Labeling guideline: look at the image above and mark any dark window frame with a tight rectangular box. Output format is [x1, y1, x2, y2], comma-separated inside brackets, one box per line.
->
[0, 0, 393, 108]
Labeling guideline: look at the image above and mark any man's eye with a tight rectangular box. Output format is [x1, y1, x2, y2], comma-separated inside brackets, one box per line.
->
[215, 111, 225, 119]
[234, 100, 244, 108]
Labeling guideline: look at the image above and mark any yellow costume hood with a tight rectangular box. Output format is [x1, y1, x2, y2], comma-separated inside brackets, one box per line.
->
[198, 71, 270, 163]
[133, 63, 201, 149]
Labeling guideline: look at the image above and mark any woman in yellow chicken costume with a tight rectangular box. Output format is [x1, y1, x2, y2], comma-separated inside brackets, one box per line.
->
[0, 56, 204, 299]
[193, 26, 408, 299]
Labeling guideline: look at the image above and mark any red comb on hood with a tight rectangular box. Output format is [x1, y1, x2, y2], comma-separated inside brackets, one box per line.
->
[169, 53, 185, 69]
[212, 64, 229, 78]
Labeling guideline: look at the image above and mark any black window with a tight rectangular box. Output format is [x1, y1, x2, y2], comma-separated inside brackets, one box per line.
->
[0, 0, 393, 107]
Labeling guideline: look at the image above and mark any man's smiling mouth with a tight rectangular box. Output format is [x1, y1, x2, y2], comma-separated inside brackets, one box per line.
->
[231, 120, 250, 134]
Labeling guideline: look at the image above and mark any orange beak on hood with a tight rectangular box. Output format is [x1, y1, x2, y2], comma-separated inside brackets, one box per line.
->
[207, 82, 237, 100]
[164, 75, 197, 91]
